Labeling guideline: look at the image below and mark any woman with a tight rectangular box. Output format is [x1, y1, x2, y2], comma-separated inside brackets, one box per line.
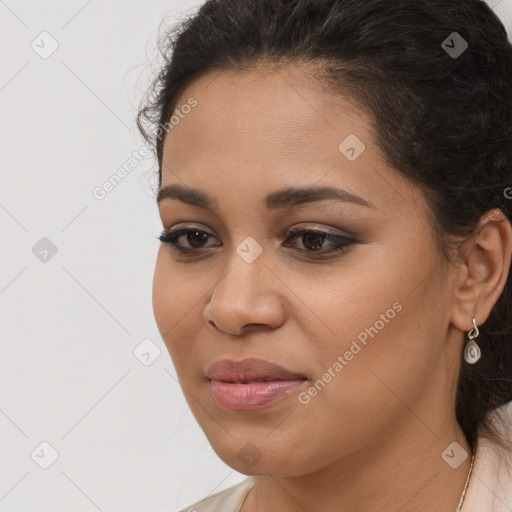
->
[137, 0, 512, 510]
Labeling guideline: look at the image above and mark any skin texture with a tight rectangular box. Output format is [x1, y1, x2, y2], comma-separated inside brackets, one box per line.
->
[153, 64, 512, 512]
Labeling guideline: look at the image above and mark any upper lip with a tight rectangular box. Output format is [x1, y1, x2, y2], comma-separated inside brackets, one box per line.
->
[206, 358, 307, 382]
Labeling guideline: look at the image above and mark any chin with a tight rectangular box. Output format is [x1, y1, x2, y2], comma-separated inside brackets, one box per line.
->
[209, 438, 308, 477]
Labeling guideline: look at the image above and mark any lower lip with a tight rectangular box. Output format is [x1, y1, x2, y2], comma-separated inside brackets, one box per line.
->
[209, 379, 307, 411]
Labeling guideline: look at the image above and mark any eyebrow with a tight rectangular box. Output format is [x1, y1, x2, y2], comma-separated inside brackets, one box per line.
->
[156, 184, 376, 210]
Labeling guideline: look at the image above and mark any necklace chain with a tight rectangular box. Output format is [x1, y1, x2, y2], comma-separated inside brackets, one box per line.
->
[454, 452, 475, 512]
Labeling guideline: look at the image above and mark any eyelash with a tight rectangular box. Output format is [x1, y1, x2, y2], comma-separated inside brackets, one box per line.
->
[157, 225, 357, 257]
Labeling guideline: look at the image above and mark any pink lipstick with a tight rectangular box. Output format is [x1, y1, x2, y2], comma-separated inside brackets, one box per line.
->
[206, 358, 307, 412]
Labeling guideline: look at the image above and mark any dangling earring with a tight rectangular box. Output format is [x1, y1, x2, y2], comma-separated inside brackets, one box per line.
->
[464, 318, 481, 364]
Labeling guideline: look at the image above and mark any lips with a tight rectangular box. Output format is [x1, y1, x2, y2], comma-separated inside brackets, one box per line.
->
[206, 357, 308, 412]
[206, 357, 307, 383]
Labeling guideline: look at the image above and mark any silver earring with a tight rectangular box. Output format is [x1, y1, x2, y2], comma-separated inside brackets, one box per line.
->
[464, 318, 481, 364]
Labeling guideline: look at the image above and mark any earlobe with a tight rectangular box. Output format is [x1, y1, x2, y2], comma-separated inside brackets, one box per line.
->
[450, 208, 512, 332]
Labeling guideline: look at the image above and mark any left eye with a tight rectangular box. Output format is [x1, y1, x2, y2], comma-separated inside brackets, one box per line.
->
[157, 227, 357, 255]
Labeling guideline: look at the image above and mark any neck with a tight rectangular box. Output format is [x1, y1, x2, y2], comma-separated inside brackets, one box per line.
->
[241, 416, 473, 512]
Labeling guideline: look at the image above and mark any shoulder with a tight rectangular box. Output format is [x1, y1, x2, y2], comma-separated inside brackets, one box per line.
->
[175, 476, 255, 512]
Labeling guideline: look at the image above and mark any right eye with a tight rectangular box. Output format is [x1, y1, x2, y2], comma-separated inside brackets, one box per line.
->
[158, 227, 222, 253]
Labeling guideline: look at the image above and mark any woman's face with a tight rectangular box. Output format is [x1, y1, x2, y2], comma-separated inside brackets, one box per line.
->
[153, 65, 463, 476]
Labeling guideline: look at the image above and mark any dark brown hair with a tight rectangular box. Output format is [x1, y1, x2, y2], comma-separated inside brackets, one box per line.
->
[137, 0, 512, 450]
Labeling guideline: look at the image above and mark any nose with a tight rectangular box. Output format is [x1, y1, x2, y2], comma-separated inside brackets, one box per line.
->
[203, 258, 286, 336]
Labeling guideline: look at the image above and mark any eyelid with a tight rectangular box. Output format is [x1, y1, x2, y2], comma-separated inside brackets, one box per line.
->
[286, 223, 357, 238]
[165, 222, 353, 240]
[166, 222, 219, 237]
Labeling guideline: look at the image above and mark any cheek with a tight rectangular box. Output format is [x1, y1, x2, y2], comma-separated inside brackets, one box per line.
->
[152, 252, 213, 373]
[152, 253, 194, 350]
[152, 254, 173, 333]
[308, 301, 442, 429]
[294, 247, 442, 410]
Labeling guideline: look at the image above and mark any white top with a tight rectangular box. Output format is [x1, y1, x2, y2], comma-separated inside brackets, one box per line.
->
[176, 436, 512, 512]
[176, 477, 254, 512]
[461, 435, 512, 511]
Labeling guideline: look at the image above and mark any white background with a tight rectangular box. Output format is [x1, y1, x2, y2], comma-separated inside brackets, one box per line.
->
[1, 1, 511, 511]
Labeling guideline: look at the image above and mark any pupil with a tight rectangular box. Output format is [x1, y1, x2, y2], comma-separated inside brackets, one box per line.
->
[303, 232, 325, 250]
[188, 230, 208, 247]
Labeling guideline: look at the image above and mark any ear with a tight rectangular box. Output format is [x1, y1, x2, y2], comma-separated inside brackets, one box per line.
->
[450, 208, 512, 332]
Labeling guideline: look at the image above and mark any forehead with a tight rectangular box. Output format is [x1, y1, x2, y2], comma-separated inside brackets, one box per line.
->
[160, 65, 421, 213]
[164, 65, 371, 160]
